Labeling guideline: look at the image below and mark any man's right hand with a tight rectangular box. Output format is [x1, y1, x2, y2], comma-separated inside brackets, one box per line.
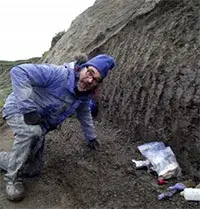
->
[88, 138, 101, 150]
[24, 111, 41, 125]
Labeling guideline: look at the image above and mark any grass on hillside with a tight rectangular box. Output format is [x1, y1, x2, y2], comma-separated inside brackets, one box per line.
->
[0, 87, 12, 107]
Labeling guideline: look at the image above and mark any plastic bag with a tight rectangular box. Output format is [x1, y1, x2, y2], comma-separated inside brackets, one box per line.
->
[138, 142, 181, 179]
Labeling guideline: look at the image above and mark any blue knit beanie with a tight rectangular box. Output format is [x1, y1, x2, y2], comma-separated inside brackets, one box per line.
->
[80, 54, 116, 78]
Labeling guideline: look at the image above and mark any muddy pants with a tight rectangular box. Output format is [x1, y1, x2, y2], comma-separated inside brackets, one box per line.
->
[0, 114, 44, 183]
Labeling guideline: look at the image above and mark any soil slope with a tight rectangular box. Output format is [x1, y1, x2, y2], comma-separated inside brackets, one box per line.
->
[0, 119, 199, 208]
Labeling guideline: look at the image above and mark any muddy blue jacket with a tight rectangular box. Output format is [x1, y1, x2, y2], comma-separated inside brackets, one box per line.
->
[2, 63, 96, 141]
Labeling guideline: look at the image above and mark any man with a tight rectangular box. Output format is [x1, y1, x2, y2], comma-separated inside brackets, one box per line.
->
[0, 54, 116, 201]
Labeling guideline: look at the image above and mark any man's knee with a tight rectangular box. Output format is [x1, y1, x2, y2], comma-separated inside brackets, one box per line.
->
[25, 124, 43, 138]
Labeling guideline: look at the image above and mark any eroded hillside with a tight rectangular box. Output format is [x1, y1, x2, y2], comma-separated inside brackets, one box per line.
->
[45, 0, 200, 178]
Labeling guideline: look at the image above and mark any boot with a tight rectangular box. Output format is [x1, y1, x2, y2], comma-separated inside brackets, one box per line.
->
[6, 181, 25, 201]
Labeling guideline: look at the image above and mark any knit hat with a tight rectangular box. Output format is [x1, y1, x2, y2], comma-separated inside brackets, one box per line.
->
[80, 54, 116, 78]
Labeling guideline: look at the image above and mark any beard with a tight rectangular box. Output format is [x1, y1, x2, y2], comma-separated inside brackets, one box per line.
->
[77, 79, 96, 92]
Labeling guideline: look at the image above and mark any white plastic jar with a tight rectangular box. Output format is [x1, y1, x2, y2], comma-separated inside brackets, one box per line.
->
[180, 188, 200, 201]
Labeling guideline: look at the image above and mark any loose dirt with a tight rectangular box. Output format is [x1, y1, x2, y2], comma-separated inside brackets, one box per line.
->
[0, 118, 199, 209]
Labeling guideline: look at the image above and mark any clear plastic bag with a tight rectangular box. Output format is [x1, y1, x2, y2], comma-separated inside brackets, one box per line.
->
[138, 142, 181, 179]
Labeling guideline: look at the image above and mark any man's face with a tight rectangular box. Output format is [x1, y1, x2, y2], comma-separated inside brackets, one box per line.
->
[77, 66, 102, 92]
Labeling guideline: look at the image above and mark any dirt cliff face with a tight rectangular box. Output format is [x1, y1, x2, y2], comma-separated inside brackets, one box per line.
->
[43, 0, 160, 63]
[99, 0, 200, 178]
[46, 0, 200, 177]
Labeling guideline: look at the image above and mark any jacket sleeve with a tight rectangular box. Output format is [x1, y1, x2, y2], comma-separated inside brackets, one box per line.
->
[10, 63, 61, 114]
[76, 101, 97, 141]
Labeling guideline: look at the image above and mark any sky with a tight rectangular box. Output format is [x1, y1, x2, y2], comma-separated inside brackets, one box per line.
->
[0, 0, 95, 61]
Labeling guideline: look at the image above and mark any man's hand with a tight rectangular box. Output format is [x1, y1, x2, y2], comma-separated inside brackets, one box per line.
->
[24, 111, 41, 125]
[88, 138, 100, 150]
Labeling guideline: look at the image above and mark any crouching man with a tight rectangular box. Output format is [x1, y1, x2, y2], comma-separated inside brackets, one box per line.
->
[0, 53, 116, 201]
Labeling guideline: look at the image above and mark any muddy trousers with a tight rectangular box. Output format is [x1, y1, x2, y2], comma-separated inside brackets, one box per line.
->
[0, 114, 45, 183]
